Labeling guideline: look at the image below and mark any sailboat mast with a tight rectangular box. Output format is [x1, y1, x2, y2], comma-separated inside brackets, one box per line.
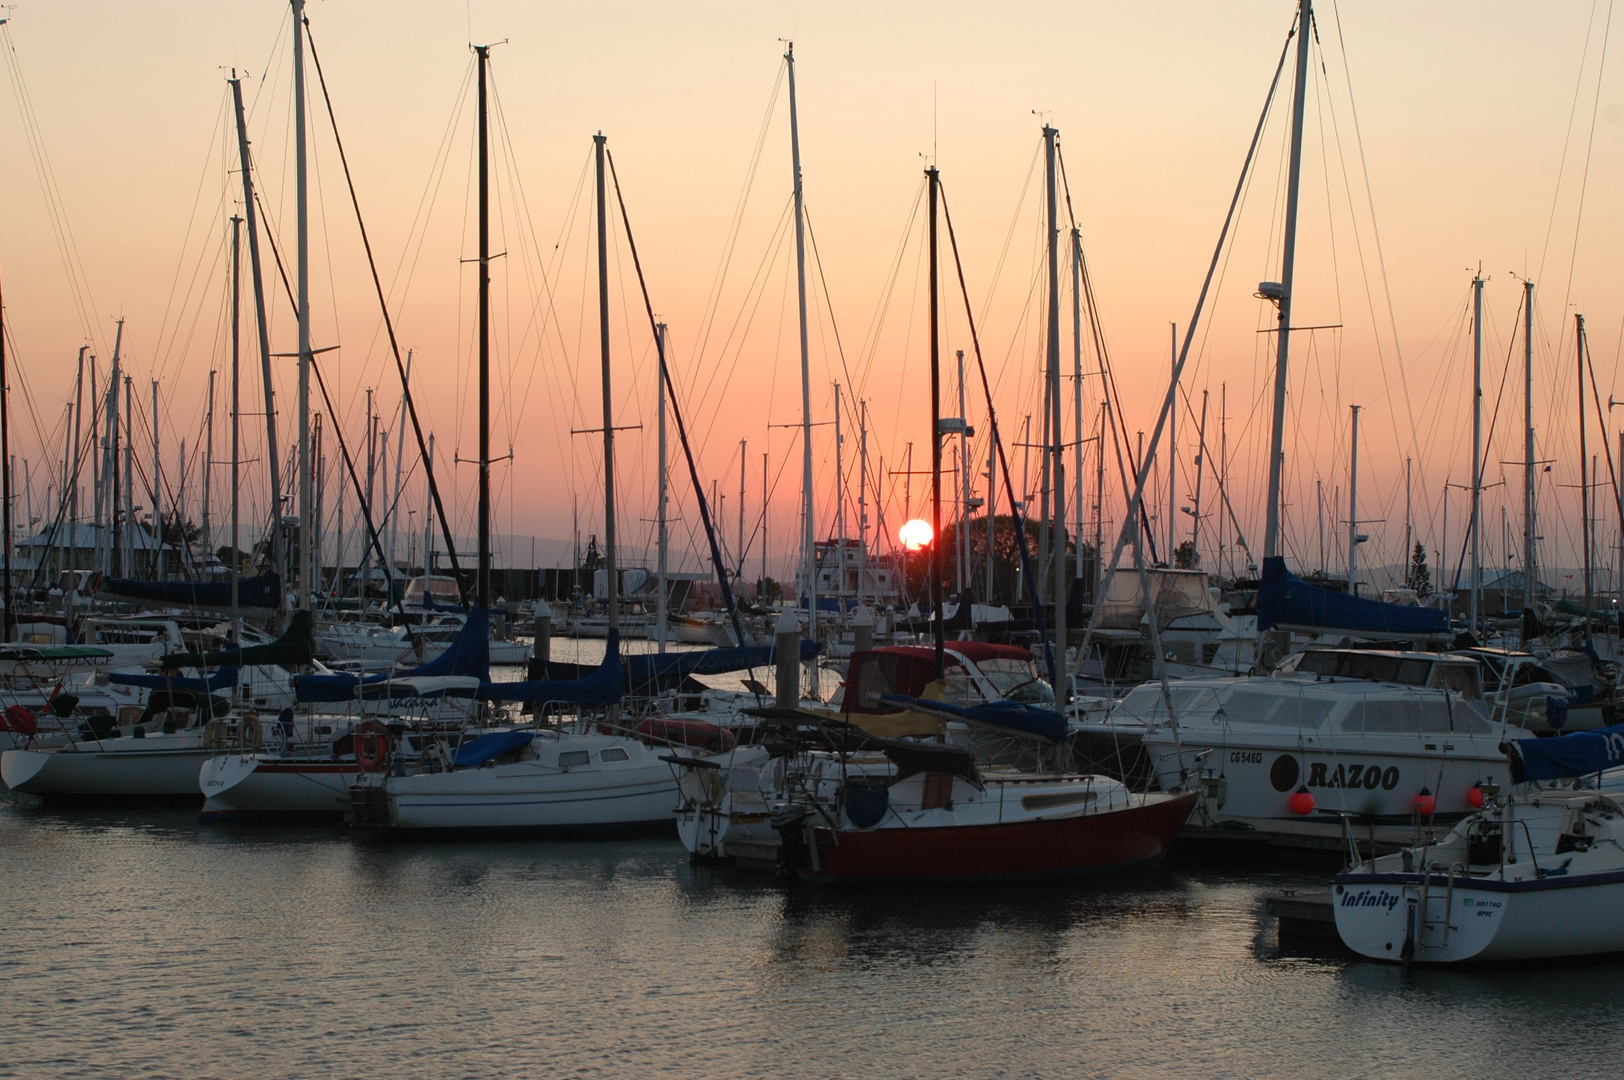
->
[1262, 0, 1313, 561]
[738, 439, 747, 586]
[1578, 313, 1591, 646]
[927, 164, 945, 677]
[835, 381, 844, 567]
[1072, 229, 1085, 588]
[105, 323, 122, 575]
[203, 369, 214, 560]
[391, 352, 410, 578]
[1471, 272, 1483, 630]
[476, 44, 492, 611]
[229, 75, 281, 591]
[72, 347, 84, 533]
[785, 43, 817, 671]
[230, 214, 242, 643]
[151, 380, 160, 567]
[1168, 323, 1177, 558]
[656, 322, 669, 654]
[958, 350, 970, 594]
[1043, 124, 1065, 687]
[595, 133, 618, 639]
[1191, 390, 1208, 553]
[859, 400, 869, 608]
[1523, 279, 1536, 611]
[1, 265, 9, 640]
[293, 0, 313, 612]
[1347, 404, 1360, 596]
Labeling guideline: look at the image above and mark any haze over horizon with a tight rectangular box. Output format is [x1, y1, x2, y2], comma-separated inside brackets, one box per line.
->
[2, 2, 1620, 593]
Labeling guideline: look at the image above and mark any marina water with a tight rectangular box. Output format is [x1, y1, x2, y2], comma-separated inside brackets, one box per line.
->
[5, 796, 1624, 1078]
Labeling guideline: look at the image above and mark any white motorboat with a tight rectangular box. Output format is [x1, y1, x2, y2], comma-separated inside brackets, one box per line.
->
[1334, 723, 1624, 963]
[1081, 647, 1532, 853]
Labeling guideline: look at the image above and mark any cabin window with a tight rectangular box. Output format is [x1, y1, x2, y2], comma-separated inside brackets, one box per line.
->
[558, 750, 591, 768]
[600, 747, 629, 762]
[1430, 663, 1482, 700]
[1396, 659, 1432, 685]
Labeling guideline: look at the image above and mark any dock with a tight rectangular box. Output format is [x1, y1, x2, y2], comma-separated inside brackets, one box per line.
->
[1265, 891, 1344, 949]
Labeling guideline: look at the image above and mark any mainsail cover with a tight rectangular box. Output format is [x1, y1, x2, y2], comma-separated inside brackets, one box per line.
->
[880, 694, 1068, 744]
[1257, 557, 1447, 637]
[483, 628, 622, 705]
[536, 638, 818, 695]
[108, 665, 239, 693]
[1506, 723, 1624, 783]
[100, 573, 282, 611]
[294, 609, 490, 702]
[160, 610, 316, 670]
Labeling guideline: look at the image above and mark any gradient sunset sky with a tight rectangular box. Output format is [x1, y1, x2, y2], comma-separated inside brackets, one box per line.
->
[2, 2, 1619, 590]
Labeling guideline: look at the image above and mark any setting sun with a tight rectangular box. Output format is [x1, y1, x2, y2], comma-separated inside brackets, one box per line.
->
[898, 519, 934, 552]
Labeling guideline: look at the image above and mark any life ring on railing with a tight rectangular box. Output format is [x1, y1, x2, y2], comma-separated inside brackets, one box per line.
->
[3, 705, 37, 736]
[354, 719, 391, 772]
[238, 712, 264, 751]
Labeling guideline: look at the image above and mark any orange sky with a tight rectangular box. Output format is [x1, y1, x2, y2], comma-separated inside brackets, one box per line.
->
[2, 2, 1620, 591]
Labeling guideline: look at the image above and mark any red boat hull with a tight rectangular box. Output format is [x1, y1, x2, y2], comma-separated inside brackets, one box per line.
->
[790, 791, 1198, 885]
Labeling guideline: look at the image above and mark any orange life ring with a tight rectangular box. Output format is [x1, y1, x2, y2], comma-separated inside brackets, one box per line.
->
[3, 705, 37, 737]
[353, 719, 391, 772]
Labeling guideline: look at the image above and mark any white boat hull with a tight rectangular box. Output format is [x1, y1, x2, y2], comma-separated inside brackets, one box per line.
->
[199, 754, 360, 820]
[1334, 872, 1624, 963]
[3, 735, 215, 799]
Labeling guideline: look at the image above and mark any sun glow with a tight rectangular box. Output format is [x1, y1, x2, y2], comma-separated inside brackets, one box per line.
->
[898, 519, 934, 552]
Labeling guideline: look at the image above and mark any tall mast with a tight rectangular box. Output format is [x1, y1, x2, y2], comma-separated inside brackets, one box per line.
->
[391, 352, 411, 578]
[656, 322, 669, 654]
[123, 375, 133, 575]
[858, 400, 869, 607]
[475, 44, 492, 611]
[927, 164, 945, 677]
[595, 133, 618, 641]
[1043, 124, 1065, 687]
[1578, 313, 1591, 646]
[1071, 229, 1085, 589]
[785, 43, 817, 672]
[229, 74, 281, 590]
[293, 0, 312, 612]
[0, 265, 9, 640]
[1191, 390, 1209, 556]
[958, 350, 970, 594]
[151, 380, 160, 571]
[1168, 323, 1177, 558]
[1470, 271, 1483, 630]
[738, 439, 747, 587]
[1347, 404, 1360, 596]
[203, 369, 214, 561]
[107, 323, 123, 575]
[1262, 0, 1313, 561]
[1522, 279, 1537, 611]
[230, 214, 242, 644]
[835, 381, 844, 561]
[71, 347, 84, 534]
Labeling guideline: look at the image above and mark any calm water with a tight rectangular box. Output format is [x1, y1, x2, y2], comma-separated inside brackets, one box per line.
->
[4, 798, 1622, 1079]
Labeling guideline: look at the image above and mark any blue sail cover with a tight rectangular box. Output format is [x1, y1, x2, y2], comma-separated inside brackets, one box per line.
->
[1257, 557, 1448, 637]
[107, 665, 238, 693]
[100, 573, 282, 611]
[451, 729, 536, 768]
[483, 629, 623, 706]
[880, 694, 1068, 744]
[1506, 723, 1624, 783]
[294, 608, 490, 703]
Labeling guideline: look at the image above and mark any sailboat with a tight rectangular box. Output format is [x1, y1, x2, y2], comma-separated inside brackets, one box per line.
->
[1075, 0, 1544, 854]
[349, 56, 759, 837]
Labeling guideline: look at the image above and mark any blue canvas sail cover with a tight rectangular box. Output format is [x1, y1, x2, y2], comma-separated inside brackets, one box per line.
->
[108, 665, 238, 693]
[1506, 723, 1624, 783]
[535, 639, 819, 694]
[880, 694, 1068, 744]
[1257, 557, 1448, 637]
[100, 573, 282, 611]
[451, 728, 536, 768]
[294, 608, 491, 703]
[482, 629, 623, 706]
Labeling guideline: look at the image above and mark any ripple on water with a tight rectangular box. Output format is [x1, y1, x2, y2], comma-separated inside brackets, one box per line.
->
[5, 800, 1624, 1079]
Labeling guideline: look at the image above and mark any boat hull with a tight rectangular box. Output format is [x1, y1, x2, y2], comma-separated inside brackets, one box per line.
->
[199, 755, 360, 821]
[788, 791, 1197, 885]
[1333, 870, 1624, 963]
[2, 739, 214, 800]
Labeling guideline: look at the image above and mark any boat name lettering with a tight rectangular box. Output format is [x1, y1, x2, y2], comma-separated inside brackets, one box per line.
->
[1339, 888, 1401, 912]
[1306, 762, 1400, 791]
[1229, 751, 1263, 765]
